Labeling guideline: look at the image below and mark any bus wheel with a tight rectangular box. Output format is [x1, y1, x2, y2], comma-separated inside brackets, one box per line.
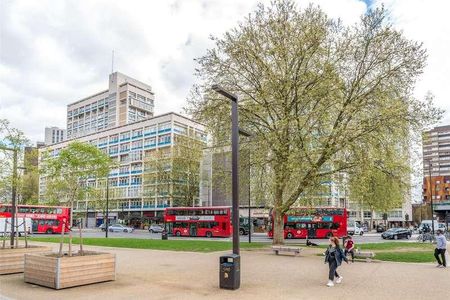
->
[46, 229, 53, 234]
[326, 232, 333, 239]
[239, 228, 245, 235]
[286, 232, 293, 239]
[175, 231, 181, 237]
[206, 231, 212, 238]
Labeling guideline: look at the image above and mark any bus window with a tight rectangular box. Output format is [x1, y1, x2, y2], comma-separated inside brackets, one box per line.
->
[331, 223, 340, 229]
[295, 223, 307, 229]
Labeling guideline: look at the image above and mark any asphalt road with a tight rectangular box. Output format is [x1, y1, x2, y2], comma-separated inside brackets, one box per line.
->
[31, 229, 420, 245]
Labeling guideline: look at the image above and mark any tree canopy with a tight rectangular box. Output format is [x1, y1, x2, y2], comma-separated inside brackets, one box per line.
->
[186, 1, 442, 244]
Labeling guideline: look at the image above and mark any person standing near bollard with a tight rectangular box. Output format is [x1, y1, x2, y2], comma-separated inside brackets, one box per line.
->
[324, 236, 348, 287]
[434, 230, 447, 268]
[344, 235, 355, 263]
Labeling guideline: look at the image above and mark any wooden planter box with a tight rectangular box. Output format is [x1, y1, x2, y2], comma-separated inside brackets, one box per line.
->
[0, 246, 52, 275]
[24, 251, 116, 289]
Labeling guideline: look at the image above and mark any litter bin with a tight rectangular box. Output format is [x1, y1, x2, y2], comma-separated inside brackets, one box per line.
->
[161, 230, 168, 240]
[219, 254, 240, 290]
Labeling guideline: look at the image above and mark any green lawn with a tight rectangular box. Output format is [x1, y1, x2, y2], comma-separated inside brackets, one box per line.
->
[28, 237, 269, 253]
[353, 242, 435, 251]
[374, 252, 435, 263]
[316, 242, 436, 263]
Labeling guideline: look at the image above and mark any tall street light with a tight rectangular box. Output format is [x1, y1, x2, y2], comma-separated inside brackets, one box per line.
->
[0, 145, 18, 248]
[426, 159, 435, 234]
[213, 85, 241, 290]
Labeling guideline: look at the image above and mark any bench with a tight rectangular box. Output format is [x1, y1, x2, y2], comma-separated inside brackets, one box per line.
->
[272, 246, 302, 256]
[355, 250, 376, 262]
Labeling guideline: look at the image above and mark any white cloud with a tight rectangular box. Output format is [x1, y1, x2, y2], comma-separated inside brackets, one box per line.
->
[0, 0, 448, 145]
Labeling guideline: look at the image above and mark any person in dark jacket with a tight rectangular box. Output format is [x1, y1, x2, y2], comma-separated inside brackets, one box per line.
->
[324, 236, 348, 287]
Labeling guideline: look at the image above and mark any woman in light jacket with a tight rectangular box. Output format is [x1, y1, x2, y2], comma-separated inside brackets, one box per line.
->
[324, 236, 348, 287]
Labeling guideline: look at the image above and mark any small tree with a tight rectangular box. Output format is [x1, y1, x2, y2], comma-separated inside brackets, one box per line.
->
[41, 141, 112, 256]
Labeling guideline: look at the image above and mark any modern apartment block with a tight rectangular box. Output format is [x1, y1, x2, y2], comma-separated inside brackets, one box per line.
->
[44, 127, 66, 145]
[39, 72, 206, 227]
[66, 72, 154, 139]
[40, 113, 206, 227]
[422, 124, 450, 223]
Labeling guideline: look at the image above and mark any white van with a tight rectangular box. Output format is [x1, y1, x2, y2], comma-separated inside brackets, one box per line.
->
[0, 218, 32, 237]
[347, 220, 364, 236]
[419, 220, 447, 233]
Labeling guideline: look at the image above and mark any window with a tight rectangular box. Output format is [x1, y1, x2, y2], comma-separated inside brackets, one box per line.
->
[363, 211, 372, 218]
[109, 134, 119, 143]
[132, 129, 143, 138]
[120, 131, 131, 141]
[109, 145, 119, 154]
[132, 140, 143, 149]
[144, 125, 157, 135]
[131, 176, 142, 185]
[120, 143, 130, 152]
[158, 122, 171, 132]
[144, 138, 156, 147]
[119, 166, 130, 174]
[119, 177, 129, 186]
[158, 134, 171, 145]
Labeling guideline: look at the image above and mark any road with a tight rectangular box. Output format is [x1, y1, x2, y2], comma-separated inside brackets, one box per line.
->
[32, 229, 420, 245]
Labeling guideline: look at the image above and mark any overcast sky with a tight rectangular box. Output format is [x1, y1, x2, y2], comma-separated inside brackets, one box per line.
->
[1, 0, 449, 144]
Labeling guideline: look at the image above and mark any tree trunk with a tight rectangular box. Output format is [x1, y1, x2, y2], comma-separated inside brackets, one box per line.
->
[69, 201, 73, 256]
[273, 208, 285, 245]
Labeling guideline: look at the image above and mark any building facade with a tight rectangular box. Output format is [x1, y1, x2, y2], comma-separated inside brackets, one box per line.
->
[39, 72, 205, 227]
[422, 124, 450, 224]
[67, 72, 154, 140]
[40, 113, 206, 227]
[44, 127, 66, 145]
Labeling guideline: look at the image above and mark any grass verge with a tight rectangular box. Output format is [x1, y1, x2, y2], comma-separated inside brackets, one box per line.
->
[27, 237, 269, 253]
[374, 252, 436, 263]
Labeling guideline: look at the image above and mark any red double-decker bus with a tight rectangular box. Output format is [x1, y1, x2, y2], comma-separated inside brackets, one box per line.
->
[0, 204, 70, 234]
[164, 207, 232, 238]
[268, 207, 348, 239]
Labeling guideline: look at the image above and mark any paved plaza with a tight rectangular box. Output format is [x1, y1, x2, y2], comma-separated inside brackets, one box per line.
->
[1, 242, 449, 300]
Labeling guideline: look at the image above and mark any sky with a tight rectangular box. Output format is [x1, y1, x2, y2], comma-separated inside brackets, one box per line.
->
[0, 0, 449, 145]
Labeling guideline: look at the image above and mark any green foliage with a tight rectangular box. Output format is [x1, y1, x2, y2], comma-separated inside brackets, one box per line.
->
[144, 135, 203, 207]
[40, 141, 113, 220]
[185, 1, 442, 244]
[0, 118, 30, 202]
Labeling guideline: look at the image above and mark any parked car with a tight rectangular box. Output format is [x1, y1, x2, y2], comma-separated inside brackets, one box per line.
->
[376, 224, 386, 233]
[381, 228, 412, 240]
[149, 224, 165, 233]
[108, 224, 134, 233]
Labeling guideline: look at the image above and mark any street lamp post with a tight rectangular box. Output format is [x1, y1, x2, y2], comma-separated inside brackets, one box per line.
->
[213, 85, 240, 255]
[426, 159, 435, 235]
[213, 85, 241, 290]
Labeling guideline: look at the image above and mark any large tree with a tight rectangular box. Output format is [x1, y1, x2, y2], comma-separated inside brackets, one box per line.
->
[186, 1, 441, 244]
[41, 141, 112, 255]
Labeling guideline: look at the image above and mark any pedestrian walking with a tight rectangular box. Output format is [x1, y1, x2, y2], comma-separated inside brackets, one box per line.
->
[324, 236, 348, 287]
[434, 230, 447, 268]
[344, 235, 355, 263]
